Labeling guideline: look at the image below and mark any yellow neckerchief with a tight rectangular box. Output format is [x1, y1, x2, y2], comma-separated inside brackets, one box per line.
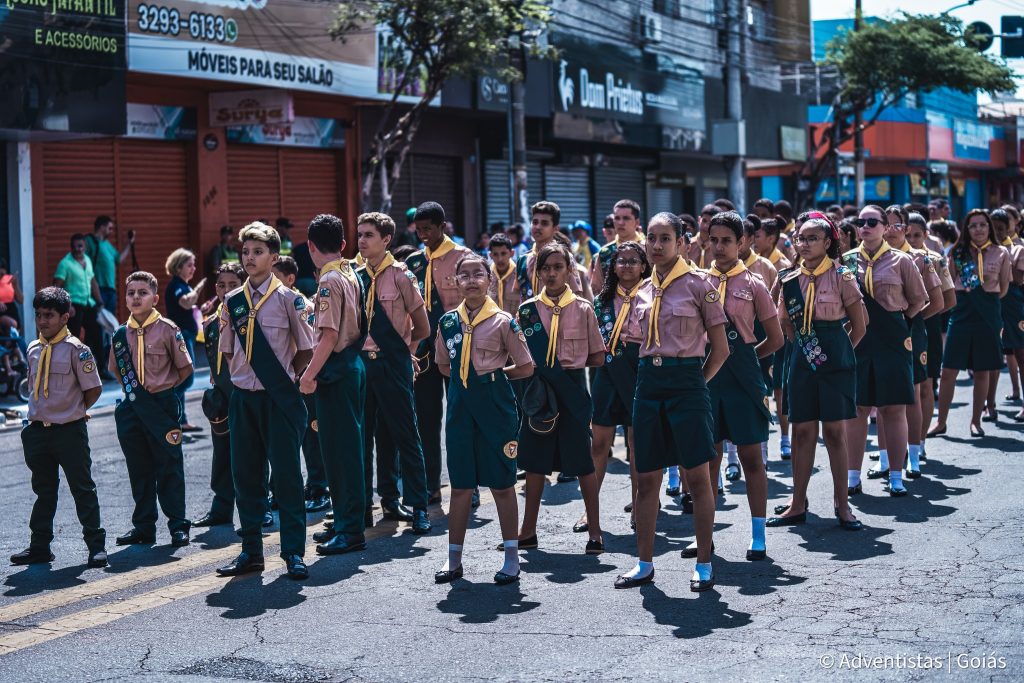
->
[743, 251, 759, 268]
[857, 241, 891, 298]
[576, 241, 593, 269]
[33, 326, 70, 400]
[492, 262, 514, 310]
[973, 241, 993, 283]
[354, 253, 366, 267]
[709, 259, 747, 300]
[127, 309, 161, 387]
[1002, 237, 1014, 247]
[364, 252, 395, 327]
[609, 282, 642, 353]
[694, 237, 709, 269]
[615, 231, 645, 245]
[241, 274, 282, 362]
[798, 257, 834, 336]
[455, 296, 502, 388]
[424, 236, 456, 311]
[899, 241, 912, 253]
[768, 248, 785, 265]
[529, 242, 546, 294]
[645, 256, 691, 349]
[214, 303, 225, 375]
[538, 286, 577, 367]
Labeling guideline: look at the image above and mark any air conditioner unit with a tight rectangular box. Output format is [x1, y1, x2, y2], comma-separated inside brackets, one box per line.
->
[640, 14, 663, 43]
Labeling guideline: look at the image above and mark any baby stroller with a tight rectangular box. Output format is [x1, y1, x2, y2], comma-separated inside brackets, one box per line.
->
[0, 329, 30, 402]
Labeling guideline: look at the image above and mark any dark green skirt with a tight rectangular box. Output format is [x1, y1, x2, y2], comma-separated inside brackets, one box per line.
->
[943, 290, 1003, 371]
[910, 314, 928, 385]
[855, 308, 914, 407]
[446, 371, 519, 490]
[786, 322, 857, 424]
[591, 343, 639, 427]
[1001, 283, 1024, 351]
[708, 343, 770, 446]
[517, 369, 594, 477]
[632, 358, 714, 473]
[925, 314, 944, 380]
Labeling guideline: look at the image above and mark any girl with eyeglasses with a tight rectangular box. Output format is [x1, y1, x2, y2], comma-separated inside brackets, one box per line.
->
[930, 210, 1011, 437]
[844, 205, 929, 498]
[768, 214, 865, 530]
[576, 241, 650, 535]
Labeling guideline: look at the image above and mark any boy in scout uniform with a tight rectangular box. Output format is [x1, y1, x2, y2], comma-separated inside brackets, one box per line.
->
[590, 199, 645, 293]
[487, 233, 521, 316]
[216, 222, 315, 580]
[273, 256, 330, 514]
[109, 271, 194, 547]
[12, 287, 106, 567]
[405, 201, 472, 504]
[357, 212, 433, 533]
[298, 213, 369, 555]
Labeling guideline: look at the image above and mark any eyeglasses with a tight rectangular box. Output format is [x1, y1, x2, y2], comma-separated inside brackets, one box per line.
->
[852, 218, 884, 228]
[617, 258, 643, 267]
[794, 235, 821, 244]
[455, 271, 488, 281]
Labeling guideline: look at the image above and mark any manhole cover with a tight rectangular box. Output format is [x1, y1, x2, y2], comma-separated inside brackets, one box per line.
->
[175, 656, 336, 682]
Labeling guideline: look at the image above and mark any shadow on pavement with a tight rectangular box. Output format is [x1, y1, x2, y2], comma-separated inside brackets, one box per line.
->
[517, 550, 617, 585]
[436, 584, 541, 624]
[639, 583, 752, 638]
[3, 562, 90, 597]
[205, 572, 306, 618]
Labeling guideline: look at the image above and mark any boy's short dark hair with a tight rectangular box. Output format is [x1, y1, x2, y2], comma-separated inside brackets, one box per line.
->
[125, 271, 159, 293]
[33, 286, 71, 315]
[753, 198, 775, 213]
[713, 198, 736, 212]
[758, 217, 782, 238]
[272, 255, 299, 278]
[239, 222, 282, 253]
[613, 199, 641, 219]
[70, 233, 86, 248]
[700, 204, 720, 218]
[531, 201, 561, 226]
[488, 233, 513, 251]
[677, 213, 698, 234]
[775, 200, 794, 221]
[307, 213, 345, 253]
[217, 262, 245, 280]
[414, 201, 445, 226]
[357, 212, 396, 240]
[94, 215, 113, 231]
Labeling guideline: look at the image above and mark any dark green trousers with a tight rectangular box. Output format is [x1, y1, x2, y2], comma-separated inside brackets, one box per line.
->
[363, 352, 428, 509]
[115, 391, 189, 534]
[22, 420, 105, 552]
[229, 388, 306, 556]
[363, 391, 400, 503]
[413, 361, 446, 493]
[301, 391, 328, 491]
[208, 426, 234, 519]
[315, 354, 366, 534]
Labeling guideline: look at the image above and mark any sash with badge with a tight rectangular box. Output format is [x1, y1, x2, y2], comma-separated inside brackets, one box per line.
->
[951, 251, 1003, 335]
[201, 314, 232, 435]
[595, 292, 640, 403]
[406, 251, 445, 368]
[515, 253, 533, 301]
[112, 326, 185, 447]
[356, 266, 413, 360]
[781, 268, 836, 372]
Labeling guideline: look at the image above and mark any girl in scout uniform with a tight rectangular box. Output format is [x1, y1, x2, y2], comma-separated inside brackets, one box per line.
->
[986, 210, 1024, 421]
[433, 254, 535, 585]
[193, 262, 244, 528]
[931, 210, 1011, 437]
[878, 206, 945, 480]
[486, 233, 521, 316]
[616, 212, 729, 591]
[843, 206, 928, 498]
[905, 214, 956, 461]
[768, 214, 865, 531]
[576, 241, 650, 534]
[697, 212, 783, 561]
[511, 243, 607, 555]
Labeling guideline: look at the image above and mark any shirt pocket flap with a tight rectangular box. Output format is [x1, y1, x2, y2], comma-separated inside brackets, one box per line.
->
[145, 343, 169, 355]
[476, 336, 503, 351]
[671, 302, 698, 318]
[260, 310, 291, 329]
[50, 358, 72, 374]
[731, 288, 754, 301]
[816, 292, 841, 303]
[562, 326, 588, 340]
[377, 289, 400, 302]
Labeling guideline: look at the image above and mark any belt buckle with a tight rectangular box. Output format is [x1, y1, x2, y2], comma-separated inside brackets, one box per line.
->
[652, 356, 663, 367]
[368, 351, 378, 360]
[43, 421, 52, 427]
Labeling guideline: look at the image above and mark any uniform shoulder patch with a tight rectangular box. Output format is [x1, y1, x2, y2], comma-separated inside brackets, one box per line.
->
[319, 287, 330, 297]
[294, 295, 306, 310]
[705, 290, 720, 303]
[510, 317, 522, 333]
[79, 349, 93, 361]
[835, 264, 853, 275]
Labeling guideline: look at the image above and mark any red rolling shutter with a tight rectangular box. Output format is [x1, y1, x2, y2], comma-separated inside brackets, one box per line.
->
[281, 148, 340, 229]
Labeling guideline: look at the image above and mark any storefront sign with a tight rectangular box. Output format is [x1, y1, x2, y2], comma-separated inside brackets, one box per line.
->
[953, 119, 992, 162]
[225, 117, 345, 149]
[126, 104, 197, 140]
[0, 0, 126, 133]
[780, 126, 807, 162]
[477, 76, 510, 111]
[209, 90, 294, 127]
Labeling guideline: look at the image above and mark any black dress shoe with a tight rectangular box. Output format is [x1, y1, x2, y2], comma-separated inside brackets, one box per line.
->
[381, 499, 414, 522]
[680, 542, 714, 559]
[316, 533, 366, 555]
[216, 552, 264, 576]
[471, 489, 481, 509]
[766, 512, 806, 527]
[838, 517, 864, 531]
[905, 468, 922, 480]
[866, 466, 888, 479]
[585, 539, 604, 555]
[497, 534, 538, 551]
[556, 472, 576, 483]
[115, 529, 156, 545]
[305, 493, 331, 513]
[848, 483, 863, 496]
[312, 528, 335, 544]
[10, 548, 54, 565]
[427, 490, 443, 505]
[919, 451, 928, 462]
[724, 464, 741, 482]
[868, 452, 880, 461]
[262, 511, 274, 528]
[193, 513, 231, 527]
[87, 550, 108, 568]
[690, 573, 715, 592]
[773, 498, 809, 515]
[572, 519, 589, 533]
[970, 424, 985, 437]
[170, 530, 190, 547]
[614, 570, 654, 589]
[411, 508, 432, 534]
[746, 548, 766, 561]
[981, 411, 998, 423]
[365, 508, 375, 529]
[680, 493, 694, 514]
[665, 485, 681, 496]
[434, 565, 463, 583]
[283, 554, 308, 580]
[883, 482, 908, 497]
[494, 569, 521, 585]
[623, 501, 633, 513]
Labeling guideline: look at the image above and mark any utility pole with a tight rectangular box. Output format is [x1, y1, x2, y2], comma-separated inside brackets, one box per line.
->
[509, 11, 529, 226]
[725, 0, 746, 210]
[853, 0, 865, 206]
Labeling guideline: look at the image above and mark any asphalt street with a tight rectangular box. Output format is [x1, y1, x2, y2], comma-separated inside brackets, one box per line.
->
[0, 372, 1021, 682]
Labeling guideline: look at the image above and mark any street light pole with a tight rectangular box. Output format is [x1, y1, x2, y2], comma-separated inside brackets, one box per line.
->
[853, 0, 865, 206]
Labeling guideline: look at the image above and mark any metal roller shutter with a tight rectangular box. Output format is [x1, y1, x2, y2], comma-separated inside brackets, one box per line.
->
[281, 149, 340, 230]
[647, 185, 683, 219]
[543, 165, 591, 227]
[484, 159, 511, 228]
[227, 145, 281, 228]
[594, 167, 645, 224]
[373, 154, 461, 233]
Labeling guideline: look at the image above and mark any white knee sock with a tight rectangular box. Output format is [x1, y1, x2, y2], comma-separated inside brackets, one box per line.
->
[908, 443, 921, 471]
[666, 466, 680, 490]
[622, 560, 654, 580]
[444, 543, 463, 572]
[878, 449, 889, 470]
[848, 470, 861, 488]
[500, 540, 519, 576]
[693, 562, 713, 582]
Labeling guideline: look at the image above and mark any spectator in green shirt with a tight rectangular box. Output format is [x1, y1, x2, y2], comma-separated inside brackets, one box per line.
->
[85, 215, 134, 312]
[54, 233, 104, 369]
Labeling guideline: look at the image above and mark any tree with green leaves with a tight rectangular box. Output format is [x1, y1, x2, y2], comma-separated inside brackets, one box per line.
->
[331, 0, 554, 213]
[798, 13, 1016, 209]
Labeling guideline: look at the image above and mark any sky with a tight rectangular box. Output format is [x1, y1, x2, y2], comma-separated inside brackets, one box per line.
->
[810, 0, 1024, 99]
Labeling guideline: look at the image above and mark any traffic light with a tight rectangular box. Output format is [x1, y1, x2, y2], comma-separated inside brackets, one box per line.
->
[1002, 16, 1024, 58]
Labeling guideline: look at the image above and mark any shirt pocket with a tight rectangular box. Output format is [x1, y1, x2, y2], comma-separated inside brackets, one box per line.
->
[259, 308, 291, 353]
[561, 326, 588, 362]
[144, 343, 171, 380]
[49, 358, 73, 390]
[871, 269, 903, 306]
[475, 334, 504, 368]
[671, 301, 701, 337]
[376, 289, 401, 325]
[814, 291, 843, 320]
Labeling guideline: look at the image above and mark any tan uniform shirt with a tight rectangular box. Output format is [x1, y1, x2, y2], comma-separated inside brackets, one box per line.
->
[434, 309, 534, 375]
[488, 265, 521, 315]
[107, 316, 193, 393]
[612, 292, 645, 345]
[745, 253, 778, 290]
[907, 247, 943, 294]
[777, 264, 863, 323]
[423, 243, 473, 312]
[949, 243, 1011, 293]
[928, 250, 956, 292]
[521, 296, 605, 369]
[721, 269, 778, 344]
[1009, 243, 1024, 284]
[28, 333, 102, 423]
[313, 267, 363, 352]
[363, 262, 425, 352]
[687, 237, 714, 270]
[219, 278, 315, 390]
[846, 247, 928, 312]
[631, 271, 728, 358]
